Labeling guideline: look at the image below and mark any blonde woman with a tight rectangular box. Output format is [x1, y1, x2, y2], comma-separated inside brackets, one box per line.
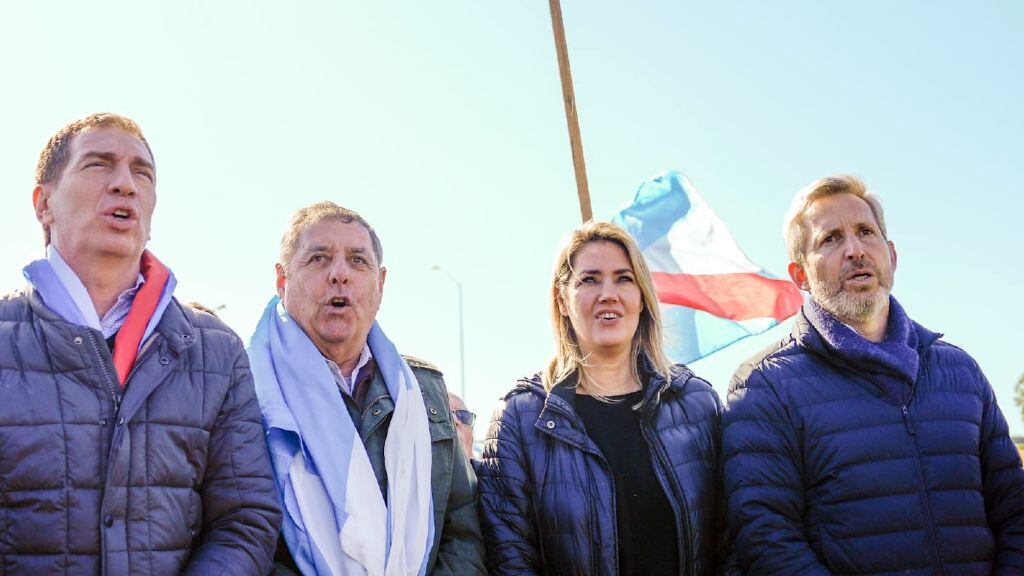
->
[477, 221, 724, 575]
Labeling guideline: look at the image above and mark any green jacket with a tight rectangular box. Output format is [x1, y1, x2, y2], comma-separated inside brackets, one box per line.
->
[274, 356, 486, 575]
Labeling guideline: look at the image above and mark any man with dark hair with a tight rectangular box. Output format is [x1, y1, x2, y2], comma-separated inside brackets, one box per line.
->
[0, 113, 281, 574]
[723, 174, 1024, 574]
[248, 201, 485, 575]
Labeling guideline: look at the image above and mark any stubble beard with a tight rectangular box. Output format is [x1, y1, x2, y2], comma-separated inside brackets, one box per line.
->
[810, 261, 894, 326]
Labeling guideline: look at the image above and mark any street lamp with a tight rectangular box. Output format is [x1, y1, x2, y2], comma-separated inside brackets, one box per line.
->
[430, 265, 465, 398]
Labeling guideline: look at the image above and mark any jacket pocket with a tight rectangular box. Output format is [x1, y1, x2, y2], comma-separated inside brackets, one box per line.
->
[425, 401, 456, 443]
[425, 400, 455, 517]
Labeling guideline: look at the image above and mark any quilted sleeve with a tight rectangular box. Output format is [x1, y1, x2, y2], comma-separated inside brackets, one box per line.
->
[476, 395, 542, 575]
[977, 369, 1024, 573]
[184, 337, 282, 575]
[722, 364, 833, 575]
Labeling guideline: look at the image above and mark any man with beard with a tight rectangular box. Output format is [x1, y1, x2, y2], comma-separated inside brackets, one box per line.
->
[722, 175, 1024, 574]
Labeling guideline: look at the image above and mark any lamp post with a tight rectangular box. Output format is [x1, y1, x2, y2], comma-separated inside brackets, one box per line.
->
[430, 265, 465, 398]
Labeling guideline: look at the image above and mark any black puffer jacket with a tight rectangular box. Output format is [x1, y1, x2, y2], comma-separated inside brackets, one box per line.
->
[0, 289, 281, 575]
[477, 359, 723, 575]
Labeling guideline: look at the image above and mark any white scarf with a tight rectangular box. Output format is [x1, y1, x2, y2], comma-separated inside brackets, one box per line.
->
[249, 298, 434, 576]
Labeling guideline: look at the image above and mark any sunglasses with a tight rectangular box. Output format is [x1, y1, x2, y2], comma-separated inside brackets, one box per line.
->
[452, 409, 477, 427]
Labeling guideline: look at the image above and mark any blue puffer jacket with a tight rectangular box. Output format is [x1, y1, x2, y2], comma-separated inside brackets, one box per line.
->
[0, 289, 282, 575]
[477, 358, 723, 575]
[723, 310, 1024, 575]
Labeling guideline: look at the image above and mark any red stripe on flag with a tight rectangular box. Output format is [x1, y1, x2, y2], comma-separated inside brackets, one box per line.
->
[651, 271, 802, 322]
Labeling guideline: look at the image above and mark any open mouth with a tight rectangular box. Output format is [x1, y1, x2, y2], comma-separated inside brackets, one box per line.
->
[107, 207, 135, 222]
[597, 311, 621, 320]
[328, 297, 350, 308]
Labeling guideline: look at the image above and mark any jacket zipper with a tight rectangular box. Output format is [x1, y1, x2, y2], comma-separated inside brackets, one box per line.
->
[360, 394, 391, 423]
[903, 402, 943, 574]
[901, 363, 944, 575]
[541, 396, 620, 575]
[96, 331, 164, 576]
[358, 394, 392, 439]
[901, 405, 915, 435]
[850, 366, 917, 436]
[87, 331, 121, 413]
[813, 353, 944, 574]
[642, 388, 693, 576]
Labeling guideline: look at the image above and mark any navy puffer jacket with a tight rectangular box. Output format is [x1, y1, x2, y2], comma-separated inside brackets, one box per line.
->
[0, 289, 281, 575]
[477, 359, 723, 575]
[723, 311, 1024, 574]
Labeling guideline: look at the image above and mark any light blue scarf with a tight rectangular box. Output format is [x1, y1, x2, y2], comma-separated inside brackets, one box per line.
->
[248, 297, 434, 576]
[23, 246, 176, 350]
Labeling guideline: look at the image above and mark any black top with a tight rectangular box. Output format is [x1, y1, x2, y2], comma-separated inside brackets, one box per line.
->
[576, 389, 679, 576]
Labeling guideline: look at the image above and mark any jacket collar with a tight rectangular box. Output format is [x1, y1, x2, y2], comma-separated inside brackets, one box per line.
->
[546, 352, 684, 402]
[27, 285, 198, 425]
[532, 352, 690, 449]
[531, 370, 593, 453]
[152, 298, 197, 355]
[547, 370, 579, 410]
[27, 285, 196, 355]
[792, 299, 942, 368]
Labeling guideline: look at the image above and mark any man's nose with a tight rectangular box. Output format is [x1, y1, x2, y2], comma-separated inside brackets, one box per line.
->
[328, 260, 350, 285]
[844, 236, 867, 260]
[108, 162, 137, 197]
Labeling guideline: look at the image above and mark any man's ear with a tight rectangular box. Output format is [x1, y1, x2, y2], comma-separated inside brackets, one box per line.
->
[788, 261, 810, 291]
[887, 240, 897, 272]
[33, 185, 54, 226]
[378, 266, 387, 296]
[275, 263, 287, 299]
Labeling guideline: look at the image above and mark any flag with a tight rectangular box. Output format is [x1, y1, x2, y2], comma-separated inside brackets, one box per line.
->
[612, 170, 802, 363]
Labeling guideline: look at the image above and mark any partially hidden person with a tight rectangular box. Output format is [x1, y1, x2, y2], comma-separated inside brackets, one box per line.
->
[448, 392, 477, 461]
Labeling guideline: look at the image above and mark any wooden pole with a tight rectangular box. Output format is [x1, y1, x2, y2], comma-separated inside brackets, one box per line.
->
[548, 0, 592, 222]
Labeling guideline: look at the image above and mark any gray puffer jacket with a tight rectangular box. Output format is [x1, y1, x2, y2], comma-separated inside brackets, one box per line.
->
[0, 289, 282, 575]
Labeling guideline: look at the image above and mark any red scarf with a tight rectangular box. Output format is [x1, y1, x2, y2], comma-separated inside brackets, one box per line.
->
[112, 251, 170, 387]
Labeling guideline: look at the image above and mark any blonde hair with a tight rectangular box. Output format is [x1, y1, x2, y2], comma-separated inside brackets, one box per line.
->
[35, 113, 153, 246]
[279, 201, 383, 267]
[783, 174, 887, 264]
[543, 221, 672, 392]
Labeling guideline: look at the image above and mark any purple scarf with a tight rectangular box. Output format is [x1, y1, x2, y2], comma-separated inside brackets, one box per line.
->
[804, 296, 920, 402]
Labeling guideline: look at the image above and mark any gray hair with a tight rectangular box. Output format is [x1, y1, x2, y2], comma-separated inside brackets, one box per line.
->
[279, 201, 383, 266]
[782, 174, 887, 264]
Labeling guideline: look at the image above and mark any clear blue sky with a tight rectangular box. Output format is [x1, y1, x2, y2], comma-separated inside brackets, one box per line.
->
[1, 1, 1021, 435]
